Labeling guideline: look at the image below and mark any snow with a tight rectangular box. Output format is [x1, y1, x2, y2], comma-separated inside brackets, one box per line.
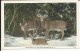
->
[48, 36, 76, 46]
[4, 34, 76, 47]
[28, 28, 36, 31]
[58, 13, 63, 18]
[49, 29, 61, 32]
[4, 34, 33, 47]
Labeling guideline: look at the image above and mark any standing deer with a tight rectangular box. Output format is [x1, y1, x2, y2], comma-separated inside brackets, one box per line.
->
[19, 17, 46, 39]
[41, 18, 67, 40]
[19, 19, 40, 39]
[36, 9, 67, 40]
[36, 9, 67, 39]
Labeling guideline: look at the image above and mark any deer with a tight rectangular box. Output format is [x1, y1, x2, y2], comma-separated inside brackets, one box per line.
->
[36, 9, 67, 40]
[32, 38, 48, 45]
[19, 18, 40, 39]
[19, 16, 47, 40]
[39, 18, 67, 40]
[29, 33, 48, 45]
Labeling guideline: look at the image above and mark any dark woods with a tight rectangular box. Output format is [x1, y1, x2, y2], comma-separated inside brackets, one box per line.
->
[4, 3, 76, 38]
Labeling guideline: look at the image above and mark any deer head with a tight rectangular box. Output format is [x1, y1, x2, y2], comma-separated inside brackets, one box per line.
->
[36, 9, 48, 22]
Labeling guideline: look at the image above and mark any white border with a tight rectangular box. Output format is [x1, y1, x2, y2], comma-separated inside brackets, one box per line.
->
[1, 0, 78, 3]
[1, 0, 78, 2]
[1, 0, 79, 49]
[77, 1, 80, 49]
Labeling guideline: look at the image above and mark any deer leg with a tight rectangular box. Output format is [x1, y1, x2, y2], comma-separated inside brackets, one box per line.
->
[33, 29, 35, 36]
[61, 30, 64, 40]
[45, 31, 49, 40]
[35, 29, 37, 35]
[26, 31, 29, 37]
[24, 32, 26, 39]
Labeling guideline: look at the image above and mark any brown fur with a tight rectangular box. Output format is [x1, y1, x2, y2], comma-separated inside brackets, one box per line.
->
[32, 38, 48, 45]
[41, 19, 67, 40]
[20, 19, 38, 39]
[30, 17, 67, 40]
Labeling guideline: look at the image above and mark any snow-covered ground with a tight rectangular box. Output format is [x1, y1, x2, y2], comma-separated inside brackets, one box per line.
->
[4, 34, 76, 47]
